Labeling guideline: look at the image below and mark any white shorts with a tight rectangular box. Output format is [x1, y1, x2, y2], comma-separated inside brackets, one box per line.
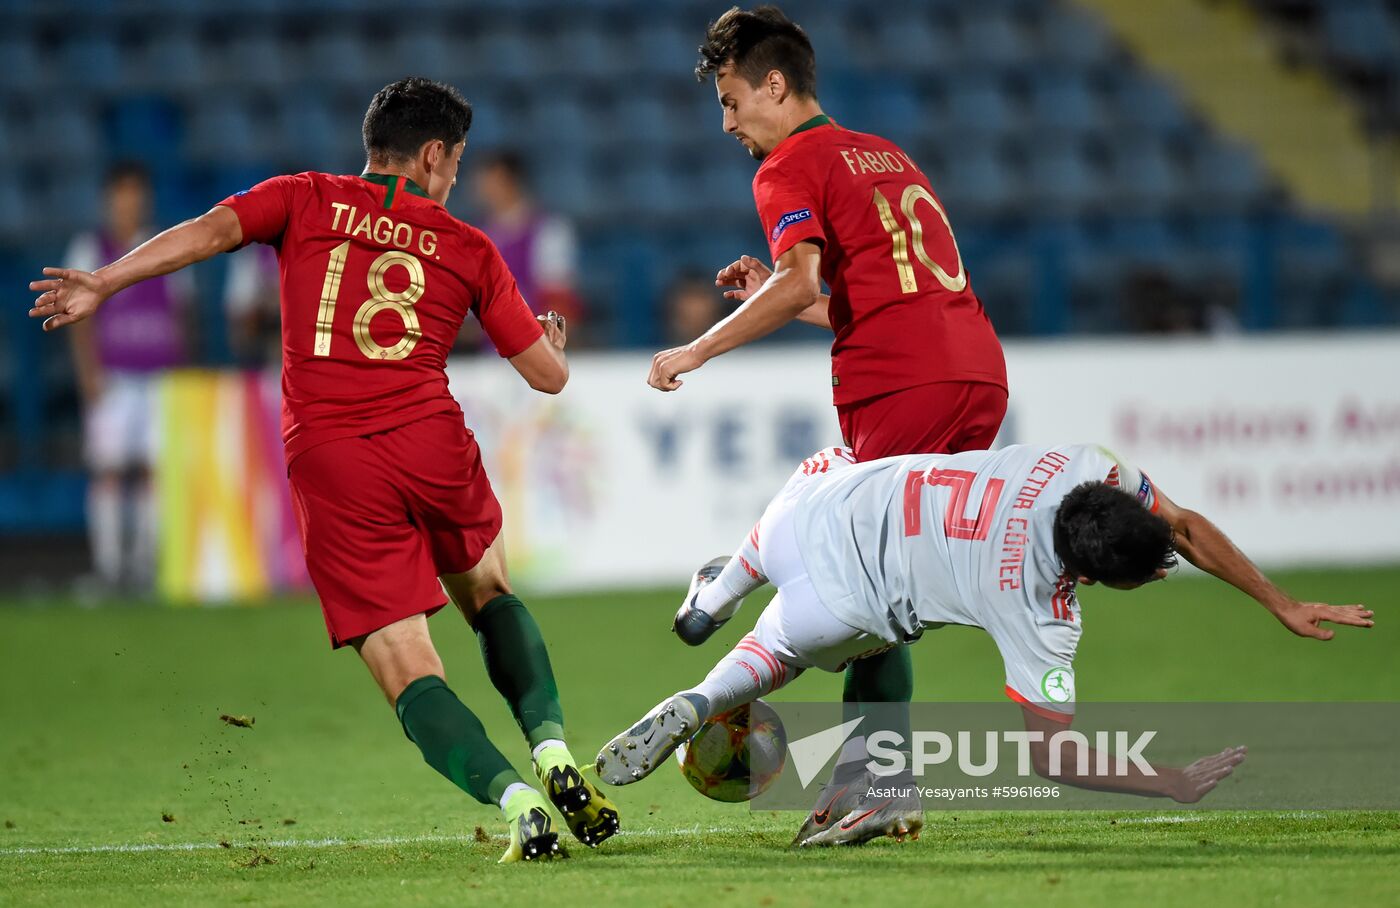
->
[749, 476, 894, 674]
[85, 372, 159, 472]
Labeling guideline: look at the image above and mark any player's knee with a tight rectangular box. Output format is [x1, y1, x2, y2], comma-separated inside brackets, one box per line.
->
[440, 549, 514, 620]
[353, 620, 445, 704]
[376, 657, 447, 705]
[445, 577, 512, 621]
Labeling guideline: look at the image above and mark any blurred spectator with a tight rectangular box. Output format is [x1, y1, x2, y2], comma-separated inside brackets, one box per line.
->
[63, 162, 193, 592]
[1120, 267, 1239, 334]
[473, 149, 584, 332]
[661, 272, 725, 346]
[224, 244, 281, 367]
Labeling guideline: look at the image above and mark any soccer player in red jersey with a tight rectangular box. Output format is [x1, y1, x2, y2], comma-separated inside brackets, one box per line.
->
[646, 7, 1009, 845]
[28, 78, 618, 863]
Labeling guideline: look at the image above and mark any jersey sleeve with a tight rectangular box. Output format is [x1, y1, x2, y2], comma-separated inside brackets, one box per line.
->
[995, 613, 1081, 724]
[472, 239, 544, 359]
[753, 161, 826, 262]
[1097, 446, 1161, 513]
[795, 446, 858, 479]
[217, 174, 303, 247]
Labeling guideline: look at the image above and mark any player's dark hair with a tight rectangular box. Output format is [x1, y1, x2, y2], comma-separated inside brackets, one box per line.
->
[104, 160, 151, 189]
[1053, 482, 1177, 586]
[362, 77, 472, 163]
[696, 5, 817, 98]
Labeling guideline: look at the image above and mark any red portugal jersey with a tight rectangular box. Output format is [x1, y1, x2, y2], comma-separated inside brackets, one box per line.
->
[752, 117, 1007, 406]
[219, 172, 543, 463]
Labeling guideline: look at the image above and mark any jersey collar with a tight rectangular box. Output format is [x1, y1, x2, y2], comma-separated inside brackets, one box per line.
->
[360, 171, 432, 208]
[788, 114, 838, 137]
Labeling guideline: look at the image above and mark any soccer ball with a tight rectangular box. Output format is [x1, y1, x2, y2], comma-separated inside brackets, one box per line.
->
[675, 700, 786, 802]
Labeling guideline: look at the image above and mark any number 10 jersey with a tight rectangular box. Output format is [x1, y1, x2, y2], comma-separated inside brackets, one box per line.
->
[751, 120, 1006, 405]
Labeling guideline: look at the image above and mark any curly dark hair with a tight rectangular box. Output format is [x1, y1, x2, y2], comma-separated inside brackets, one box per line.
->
[696, 5, 817, 98]
[362, 77, 472, 163]
[1053, 482, 1178, 585]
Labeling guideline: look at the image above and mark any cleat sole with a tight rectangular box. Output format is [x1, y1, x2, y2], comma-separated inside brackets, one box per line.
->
[595, 697, 698, 786]
[549, 783, 591, 815]
[520, 831, 563, 861]
[540, 765, 622, 849]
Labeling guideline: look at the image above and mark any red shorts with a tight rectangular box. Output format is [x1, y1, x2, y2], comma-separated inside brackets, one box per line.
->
[837, 380, 1007, 461]
[287, 412, 503, 648]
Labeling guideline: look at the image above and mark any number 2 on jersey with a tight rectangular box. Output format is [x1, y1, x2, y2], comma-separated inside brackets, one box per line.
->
[904, 469, 1003, 540]
[315, 241, 424, 360]
[873, 184, 967, 295]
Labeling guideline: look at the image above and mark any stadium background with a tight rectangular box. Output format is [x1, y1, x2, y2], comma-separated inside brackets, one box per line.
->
[2, 2, 1399, 904]
[1, 0, 1399, 582]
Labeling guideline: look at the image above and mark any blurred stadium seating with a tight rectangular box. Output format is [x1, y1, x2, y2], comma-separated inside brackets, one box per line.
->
[0, 0, 1396, 530]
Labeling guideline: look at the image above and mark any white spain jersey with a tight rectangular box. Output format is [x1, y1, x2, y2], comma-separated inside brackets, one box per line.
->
[788, 443, 1159, 718]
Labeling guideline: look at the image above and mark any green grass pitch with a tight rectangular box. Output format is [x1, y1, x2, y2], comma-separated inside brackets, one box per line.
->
[2, 566, 1398, 906]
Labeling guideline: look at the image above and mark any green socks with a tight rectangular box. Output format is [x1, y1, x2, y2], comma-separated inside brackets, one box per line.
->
[473, 594, 566, 748]
[843, 645, 914, 755]
[843, 645, 914, 703]
[396, 675, 523, 806]
[394, 594, 569, 809]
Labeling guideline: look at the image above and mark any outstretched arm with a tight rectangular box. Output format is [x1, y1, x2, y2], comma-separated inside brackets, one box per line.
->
[648, 241, 823, 391]
[29, 206, 243, 331]
[715, 254, 831, 330]
[1154, 489, 1374, 639]
[1019, 707, 1246, 802]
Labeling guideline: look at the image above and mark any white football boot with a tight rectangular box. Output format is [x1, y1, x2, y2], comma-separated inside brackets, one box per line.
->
[595, 695, 704, 786]
[796, 768, 924, 847]
[672, 556, 740, 646]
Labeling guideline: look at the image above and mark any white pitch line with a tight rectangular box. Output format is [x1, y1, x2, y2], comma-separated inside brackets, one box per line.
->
[1116, 810, 1328, 825]
[0, 812, 1337, 856]
[0, 825, 734, 857]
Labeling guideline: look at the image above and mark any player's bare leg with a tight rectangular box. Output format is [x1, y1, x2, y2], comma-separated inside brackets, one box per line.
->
[354, 614, 561, 863]
[442, 537, 620, 848]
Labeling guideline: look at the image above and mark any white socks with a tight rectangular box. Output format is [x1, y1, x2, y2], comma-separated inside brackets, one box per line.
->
[530, 739, 568, 763]
[87, 475, 156, 588]
[683, 633, 802, 720]
[693, 528, 768, 622]
[498, 782, 535, 812]
[837, 734, 868, 770]
[88, 479, 122, 585]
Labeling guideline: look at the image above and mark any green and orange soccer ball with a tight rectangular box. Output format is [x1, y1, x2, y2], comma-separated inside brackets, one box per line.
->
[675, 700, 787, 802]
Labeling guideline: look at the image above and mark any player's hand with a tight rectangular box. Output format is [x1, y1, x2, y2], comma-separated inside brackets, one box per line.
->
[538, 311, 567, 350]
[1166, 745, 1247, 803]
[1275, 601, 1374, 640]
[648, 342, 706, 391]
[715, 254, 772, 302]
[28, 267, 110, 331]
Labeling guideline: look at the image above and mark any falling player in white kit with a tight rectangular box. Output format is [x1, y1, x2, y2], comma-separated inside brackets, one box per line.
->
[596, 444, 1374, 846]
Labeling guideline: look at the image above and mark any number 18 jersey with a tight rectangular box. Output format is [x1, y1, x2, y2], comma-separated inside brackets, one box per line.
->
[792, 443, 1159, 717]
[219, 172, 543, 463]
